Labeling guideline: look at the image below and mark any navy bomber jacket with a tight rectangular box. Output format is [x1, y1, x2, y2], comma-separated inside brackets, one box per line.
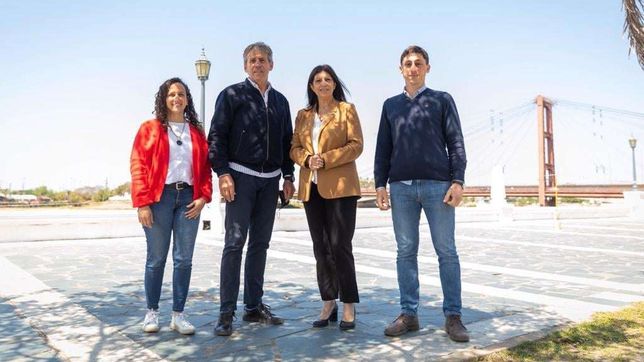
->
[208, 79, 295, 178]
[374, 88, 467, 189]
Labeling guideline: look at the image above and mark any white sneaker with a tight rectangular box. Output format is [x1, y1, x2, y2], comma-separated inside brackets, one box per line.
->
[142, 309, 160, 333]
[170, 312, 195, 335]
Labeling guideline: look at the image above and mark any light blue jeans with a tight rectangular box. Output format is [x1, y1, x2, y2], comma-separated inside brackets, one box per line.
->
[390, 180, 462, 317]
[143, 186, 200, 312]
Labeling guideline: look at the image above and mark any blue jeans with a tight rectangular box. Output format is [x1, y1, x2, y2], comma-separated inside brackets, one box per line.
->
[143, 186, 200, 312]
[390, 180, 462, 317]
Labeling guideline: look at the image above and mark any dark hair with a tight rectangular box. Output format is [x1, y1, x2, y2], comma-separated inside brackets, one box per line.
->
[243, 42, 273, 64]
[306, 64, 350, 112]
[400, 45, 429, 65]
[153, 77, 201, 131]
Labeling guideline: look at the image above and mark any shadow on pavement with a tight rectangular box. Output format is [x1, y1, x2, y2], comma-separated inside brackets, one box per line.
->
[25, 279, 504, 361]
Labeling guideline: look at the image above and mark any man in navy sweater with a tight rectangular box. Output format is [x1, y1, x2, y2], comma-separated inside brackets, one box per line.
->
[374, 45, 469, 342]
[208, 42, 295, 336]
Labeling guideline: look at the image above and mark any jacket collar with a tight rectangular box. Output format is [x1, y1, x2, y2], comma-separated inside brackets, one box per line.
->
[303, 103, 340, 129]
[245, 78, 272, 106]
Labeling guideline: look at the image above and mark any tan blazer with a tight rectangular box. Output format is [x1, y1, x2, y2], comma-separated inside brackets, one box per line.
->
[290, 101, 363, 202]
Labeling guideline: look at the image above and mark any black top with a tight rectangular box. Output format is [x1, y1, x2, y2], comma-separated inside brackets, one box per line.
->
[208, 79, 295, 179]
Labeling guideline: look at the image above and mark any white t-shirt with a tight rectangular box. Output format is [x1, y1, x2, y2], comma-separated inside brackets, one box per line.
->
[165, 122, 194, 185]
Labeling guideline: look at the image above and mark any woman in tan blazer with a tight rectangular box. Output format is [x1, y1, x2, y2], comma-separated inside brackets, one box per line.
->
[290, 65, 363, 331]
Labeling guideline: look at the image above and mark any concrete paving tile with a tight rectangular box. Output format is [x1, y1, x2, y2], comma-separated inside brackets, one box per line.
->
[0, 302, 51, 348]
[464, 311, 562, 347]
[276, 328, 422, 361]
[125, 328, 218, 360]
[202, 340, 275, 361]
[0, 341, 61, 362]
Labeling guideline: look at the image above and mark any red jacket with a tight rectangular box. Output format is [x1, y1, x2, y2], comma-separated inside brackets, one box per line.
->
[130, 119, 213, 208]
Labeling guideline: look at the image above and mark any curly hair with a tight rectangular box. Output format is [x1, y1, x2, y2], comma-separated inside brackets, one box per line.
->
[153, 77, 202, 132]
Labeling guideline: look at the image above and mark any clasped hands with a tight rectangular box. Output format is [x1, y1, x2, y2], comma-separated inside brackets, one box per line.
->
[137, 197, 206, 228]
[308, 154, 325, 170]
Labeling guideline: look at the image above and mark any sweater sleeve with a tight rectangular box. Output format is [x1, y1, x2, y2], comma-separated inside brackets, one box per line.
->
[374, 102, 393, 189]
[442, 93, 467, 183]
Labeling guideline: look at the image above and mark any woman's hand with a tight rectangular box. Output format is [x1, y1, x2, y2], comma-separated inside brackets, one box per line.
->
[138, 206, 153, 228]
[185, 197, 206, 219]
[308, 154, 325, 170]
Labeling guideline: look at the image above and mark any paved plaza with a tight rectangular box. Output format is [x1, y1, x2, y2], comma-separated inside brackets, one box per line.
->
[0, 206, 643, 361]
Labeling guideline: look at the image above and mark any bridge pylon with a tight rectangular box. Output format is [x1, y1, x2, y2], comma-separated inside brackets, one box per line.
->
[536, 95, 556, 206]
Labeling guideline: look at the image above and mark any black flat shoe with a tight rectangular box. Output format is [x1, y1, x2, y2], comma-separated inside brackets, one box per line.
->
[312, 305, 338, 328]
[339, 307, 356, 331]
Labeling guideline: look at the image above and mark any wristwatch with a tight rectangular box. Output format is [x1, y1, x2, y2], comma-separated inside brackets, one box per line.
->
[283, 175, 295, 182]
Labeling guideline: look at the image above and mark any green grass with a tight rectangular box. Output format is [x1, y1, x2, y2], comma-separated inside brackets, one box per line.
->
[480, 302, 644, 361]
[507, 197, 538, 206]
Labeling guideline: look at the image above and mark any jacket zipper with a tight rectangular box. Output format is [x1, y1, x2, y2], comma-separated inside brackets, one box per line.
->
[234, 129, 246, 155]
[264, 101, 269, 173]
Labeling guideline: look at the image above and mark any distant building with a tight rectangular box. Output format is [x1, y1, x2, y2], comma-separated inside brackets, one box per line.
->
[108, 193, 130, 201]
[9, 194, 38, 204]
[37, 195, 52, 203]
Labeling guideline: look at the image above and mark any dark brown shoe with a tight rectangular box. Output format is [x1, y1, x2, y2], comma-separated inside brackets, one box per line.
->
[384, 314, 420, 337]
[445, 315, 469, 342]
[214, 312, 234, 336]
[243, 303, 284, 325]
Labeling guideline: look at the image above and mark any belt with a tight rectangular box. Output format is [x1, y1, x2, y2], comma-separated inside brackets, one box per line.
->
[165, 181, 192, 190]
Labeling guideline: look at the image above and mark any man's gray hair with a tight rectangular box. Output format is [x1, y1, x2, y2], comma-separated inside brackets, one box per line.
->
[243, 42, 273, 64]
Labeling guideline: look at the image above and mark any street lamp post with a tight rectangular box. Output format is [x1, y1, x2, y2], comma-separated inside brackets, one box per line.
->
[629, 136, 638, 190]
[194, 48, 211, 129]
[195, 48, 213, 230]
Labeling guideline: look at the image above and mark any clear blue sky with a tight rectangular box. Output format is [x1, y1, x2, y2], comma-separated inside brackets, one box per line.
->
[2, 0, 643, 190]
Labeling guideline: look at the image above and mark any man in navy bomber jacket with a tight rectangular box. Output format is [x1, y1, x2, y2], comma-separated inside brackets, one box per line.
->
[374, 45, 469, 342]
[208, 42, 295, 337]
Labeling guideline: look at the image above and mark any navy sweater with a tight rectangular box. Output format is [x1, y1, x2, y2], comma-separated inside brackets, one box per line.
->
[374, 88, 467, 188]
[208, 79, 294, 178]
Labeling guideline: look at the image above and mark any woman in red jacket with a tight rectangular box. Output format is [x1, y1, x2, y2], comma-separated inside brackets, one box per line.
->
[130, 77, 212, 335]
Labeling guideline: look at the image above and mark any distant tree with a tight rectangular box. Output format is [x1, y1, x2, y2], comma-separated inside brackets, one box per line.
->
[68, 192, 87, 204]
[92, 188, 111, 202]
[623, 0, 644, 70]
[51, 191, 69, 202]
[112, 181, 131, 196]
[359, 177, 375, 189]
[31, 186, 54, 198]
